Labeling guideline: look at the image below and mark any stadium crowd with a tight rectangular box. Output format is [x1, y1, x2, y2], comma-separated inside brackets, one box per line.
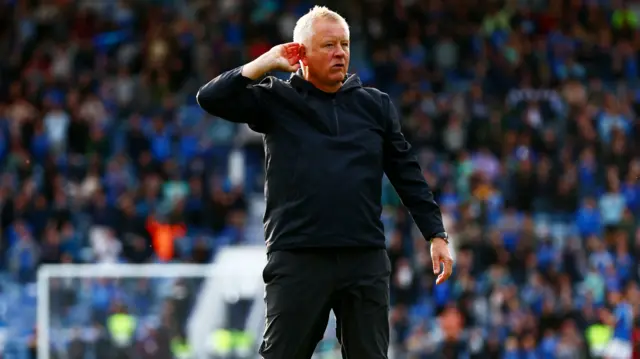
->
[1, 0, 640, 358]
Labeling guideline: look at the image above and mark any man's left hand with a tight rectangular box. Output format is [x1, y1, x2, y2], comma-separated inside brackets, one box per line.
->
[430, 237, 453, 285]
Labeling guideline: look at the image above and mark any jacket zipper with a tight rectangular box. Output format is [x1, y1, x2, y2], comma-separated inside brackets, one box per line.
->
[332, 99, 339, 136]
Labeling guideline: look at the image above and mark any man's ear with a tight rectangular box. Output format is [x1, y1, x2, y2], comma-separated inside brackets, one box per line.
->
[299, 44, 308, 66]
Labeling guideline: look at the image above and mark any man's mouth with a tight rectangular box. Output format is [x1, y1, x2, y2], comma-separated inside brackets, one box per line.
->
[332, 64, 345, 69]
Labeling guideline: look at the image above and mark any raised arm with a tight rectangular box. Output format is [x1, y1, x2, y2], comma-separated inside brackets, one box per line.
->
[196, 67, 265, 126]
[196, 43, 302, 133]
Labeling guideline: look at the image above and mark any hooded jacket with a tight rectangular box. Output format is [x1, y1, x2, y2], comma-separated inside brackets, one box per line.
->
[196, 66, 444, 252]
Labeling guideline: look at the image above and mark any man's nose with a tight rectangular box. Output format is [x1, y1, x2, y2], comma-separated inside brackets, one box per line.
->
[334, 47, 346, 57]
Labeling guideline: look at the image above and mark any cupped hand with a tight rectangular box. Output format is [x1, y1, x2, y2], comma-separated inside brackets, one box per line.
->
[270, 42, 302, 72]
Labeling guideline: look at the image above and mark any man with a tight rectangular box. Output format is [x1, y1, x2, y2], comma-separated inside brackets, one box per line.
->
[604, 290, 634, 359]
[196, 6, 452, 358]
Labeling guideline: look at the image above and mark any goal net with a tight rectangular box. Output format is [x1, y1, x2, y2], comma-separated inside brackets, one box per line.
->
[36, 246, 343, 359]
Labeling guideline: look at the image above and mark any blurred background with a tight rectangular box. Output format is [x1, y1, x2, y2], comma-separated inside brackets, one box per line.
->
[1, 0, 640, 358]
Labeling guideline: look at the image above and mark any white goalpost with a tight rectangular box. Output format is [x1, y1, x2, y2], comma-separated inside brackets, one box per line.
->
[37, 264, 211, 359]
[36, 246, 267, 359]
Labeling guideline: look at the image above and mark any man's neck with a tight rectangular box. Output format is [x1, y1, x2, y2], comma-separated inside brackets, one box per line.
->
[303, 69, 342, 93]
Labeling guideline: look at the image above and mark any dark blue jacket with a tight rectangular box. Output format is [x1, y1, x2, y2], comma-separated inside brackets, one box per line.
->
[196, 67, 444, 252]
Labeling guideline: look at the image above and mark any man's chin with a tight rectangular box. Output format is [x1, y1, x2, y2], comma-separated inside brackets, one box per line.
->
[328, 72, 347, 82]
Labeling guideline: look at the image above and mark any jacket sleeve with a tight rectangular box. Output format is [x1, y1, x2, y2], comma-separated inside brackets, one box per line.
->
[196, 66, 271, 133]
[382, 94, 446, 240]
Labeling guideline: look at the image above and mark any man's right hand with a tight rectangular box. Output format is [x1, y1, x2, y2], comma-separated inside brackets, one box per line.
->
[269, 43, 302, 72]
[242, 43, 302, 80]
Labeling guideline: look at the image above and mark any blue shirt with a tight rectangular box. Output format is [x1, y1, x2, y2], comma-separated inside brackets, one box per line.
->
[621, 183, 640, 212]
[616, 253, 633, 282]
[599, 193, 626, 225]
[613, 302, 633, 341]
[575, 206, 601, 237]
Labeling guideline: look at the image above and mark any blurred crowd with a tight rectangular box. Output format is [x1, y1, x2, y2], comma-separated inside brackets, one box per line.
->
[1, 0, 640, 358]
[377, 0, 640, 358]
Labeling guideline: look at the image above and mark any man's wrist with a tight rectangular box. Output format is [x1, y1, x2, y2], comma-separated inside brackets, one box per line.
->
[241, 56, 273, 80]
[429, 232, 449, 244]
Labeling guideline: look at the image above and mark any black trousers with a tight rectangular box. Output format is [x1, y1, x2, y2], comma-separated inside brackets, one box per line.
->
[258, 248, 391, 359]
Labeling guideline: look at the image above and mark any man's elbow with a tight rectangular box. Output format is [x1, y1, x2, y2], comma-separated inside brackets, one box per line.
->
[195, 83, 219, 116]
[195, 78, 255, 124]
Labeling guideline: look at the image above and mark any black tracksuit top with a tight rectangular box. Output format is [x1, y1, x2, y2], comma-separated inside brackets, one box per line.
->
[196, 66, 444, 252]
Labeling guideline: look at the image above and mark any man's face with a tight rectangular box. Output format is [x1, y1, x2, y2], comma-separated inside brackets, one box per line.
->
[302, 19, 350, 89]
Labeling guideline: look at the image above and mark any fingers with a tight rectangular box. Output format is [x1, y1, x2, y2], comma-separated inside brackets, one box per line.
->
[435, 256, 453, 285]
[283, 42, 301, 50]
[432, 255, 440, 274]
[283, 43, 301, 56]
[283, 45, 301, 65]
[275, 43, 302, 72]
[286, 62, 301, 72]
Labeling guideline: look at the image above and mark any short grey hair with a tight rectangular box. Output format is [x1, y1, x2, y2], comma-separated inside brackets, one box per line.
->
[292, 6, 350, 46]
